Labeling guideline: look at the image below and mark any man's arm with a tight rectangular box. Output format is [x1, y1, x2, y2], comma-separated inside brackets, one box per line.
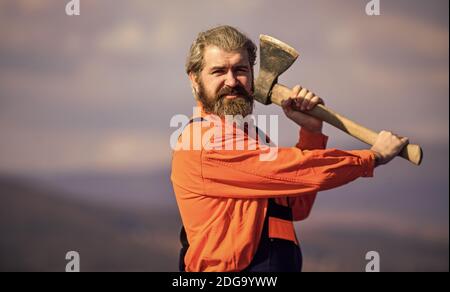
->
[201, 146, 375, 199]
[199, 85, 408, 200]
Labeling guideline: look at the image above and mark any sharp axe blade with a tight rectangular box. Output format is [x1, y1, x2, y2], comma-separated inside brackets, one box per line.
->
[254, 35, 299, 105]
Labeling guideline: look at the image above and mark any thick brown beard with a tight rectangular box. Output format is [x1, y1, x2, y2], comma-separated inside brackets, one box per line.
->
[197, 81, 254, 118]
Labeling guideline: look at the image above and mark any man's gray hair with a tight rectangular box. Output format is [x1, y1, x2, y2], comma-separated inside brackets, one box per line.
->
[186, 25, 257, 76]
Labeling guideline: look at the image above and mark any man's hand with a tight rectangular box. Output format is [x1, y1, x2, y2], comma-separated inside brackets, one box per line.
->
[281, 85, 324, 133]
[371, 131, 409, 166]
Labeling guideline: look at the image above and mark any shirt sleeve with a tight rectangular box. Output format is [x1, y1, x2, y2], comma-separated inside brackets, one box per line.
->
[296, 128, 329, 151]
[290, 128, 328, 221]
[201, 140, 376, 199]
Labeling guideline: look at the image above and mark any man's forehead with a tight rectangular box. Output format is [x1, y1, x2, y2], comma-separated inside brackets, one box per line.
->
[203, 46, 249, 68]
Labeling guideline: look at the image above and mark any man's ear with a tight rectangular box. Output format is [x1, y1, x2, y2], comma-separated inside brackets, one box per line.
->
[189, 72, 200, 93]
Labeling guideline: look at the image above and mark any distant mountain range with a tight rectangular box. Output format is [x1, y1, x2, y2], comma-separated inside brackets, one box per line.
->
[0, 171, 448, 272]
[31, 168, 178, 210]
[0, 175, 181, 272]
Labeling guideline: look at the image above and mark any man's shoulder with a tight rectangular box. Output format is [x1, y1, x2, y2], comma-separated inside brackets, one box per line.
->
[175, 117, 216, 150]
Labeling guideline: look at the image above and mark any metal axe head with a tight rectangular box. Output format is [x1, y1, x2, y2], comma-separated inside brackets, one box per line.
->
[254, 35, 299, 105]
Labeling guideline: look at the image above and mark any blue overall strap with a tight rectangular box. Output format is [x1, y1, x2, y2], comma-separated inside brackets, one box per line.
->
[255, 125, 272, 145]
[188, 117, 206, 124]
[242, 199, 301, 272]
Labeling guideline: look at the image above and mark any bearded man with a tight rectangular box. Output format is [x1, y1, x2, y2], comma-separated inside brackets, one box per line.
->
[171, 25, 408, 272]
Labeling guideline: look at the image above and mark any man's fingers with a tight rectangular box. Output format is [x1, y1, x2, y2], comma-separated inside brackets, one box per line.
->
[301, 92, 314, 110]
[289, 85, 324, 111]
[310, 95, 324, 108]
[305, 92, 314, 100]
[297, 92, 322, 111]
[299, 87, 308, 97]
[379, 130, 409, 146]
[291, 85, 301, 98]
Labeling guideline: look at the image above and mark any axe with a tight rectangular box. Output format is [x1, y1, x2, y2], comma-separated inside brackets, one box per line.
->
[254, 35, 423, 166]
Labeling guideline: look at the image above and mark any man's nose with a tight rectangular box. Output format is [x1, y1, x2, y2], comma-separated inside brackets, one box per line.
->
[224, 71, 238, 87]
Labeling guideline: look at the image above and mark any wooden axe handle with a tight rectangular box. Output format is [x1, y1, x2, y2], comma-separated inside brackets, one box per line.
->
[271, 84, 423, 165]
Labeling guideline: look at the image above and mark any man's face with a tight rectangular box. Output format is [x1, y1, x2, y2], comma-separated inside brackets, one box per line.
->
[190, 46, 254, 117]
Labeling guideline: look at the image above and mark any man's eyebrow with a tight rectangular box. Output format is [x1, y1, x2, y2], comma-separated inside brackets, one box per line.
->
[209, 64, 249, 71]
[209, 66, 227, 71]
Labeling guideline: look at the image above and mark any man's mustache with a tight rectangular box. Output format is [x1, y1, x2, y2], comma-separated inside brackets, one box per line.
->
[217, 86, 251, 100]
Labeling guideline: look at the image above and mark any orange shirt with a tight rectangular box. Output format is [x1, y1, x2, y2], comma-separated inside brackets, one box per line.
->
[171, 106, 375, 272]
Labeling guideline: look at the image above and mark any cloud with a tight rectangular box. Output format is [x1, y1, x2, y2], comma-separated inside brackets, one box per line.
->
[0, 0, 53, 17]
[0, 0, 448, 173]
[94, 131, 171, 171]
[0, 126, 170, 174]
[97, 21, 150, 55]
[324, 14, 449, 90]
[327, 14, 448, 57]
[95, 17, 184, 58]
